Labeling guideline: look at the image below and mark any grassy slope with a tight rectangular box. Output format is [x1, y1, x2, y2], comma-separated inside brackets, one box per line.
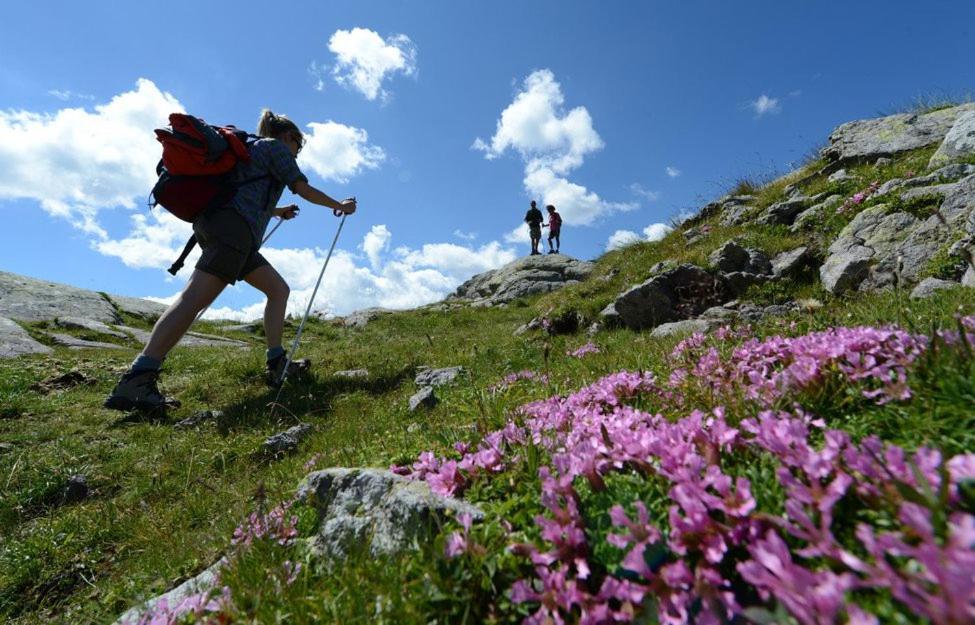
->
[1, 146, 974, 624]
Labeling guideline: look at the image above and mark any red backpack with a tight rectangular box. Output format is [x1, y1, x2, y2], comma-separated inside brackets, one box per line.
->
[149, 113, 268, 222]
[149, 114, 270, 274]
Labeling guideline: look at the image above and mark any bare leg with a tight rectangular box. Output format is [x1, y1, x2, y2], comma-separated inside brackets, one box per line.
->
[243, 264, 290, 350]
[142, 269, 227, 360]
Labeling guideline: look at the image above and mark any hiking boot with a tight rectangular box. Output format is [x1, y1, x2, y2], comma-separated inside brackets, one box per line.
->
[103, 370, 180, 412]
[266, 354, 312, 387]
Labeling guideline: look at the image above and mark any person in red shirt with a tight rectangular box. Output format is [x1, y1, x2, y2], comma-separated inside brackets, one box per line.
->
[544, 204, 562, 254]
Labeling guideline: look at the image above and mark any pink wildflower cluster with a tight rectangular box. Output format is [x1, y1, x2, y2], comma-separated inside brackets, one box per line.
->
[568, 342, 601, 358]
[132, 585, 233, 625]
[670, 325, 927, 405]
[838, 180, 880, 213]
[231, 502, 299, 548]
[490, 369, 549, 393]
[404, 320, 975, 624]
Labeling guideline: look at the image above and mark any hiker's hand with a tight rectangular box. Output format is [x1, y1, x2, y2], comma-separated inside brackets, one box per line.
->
[276, 205, 300, 220]
[334, 197, 356, 216]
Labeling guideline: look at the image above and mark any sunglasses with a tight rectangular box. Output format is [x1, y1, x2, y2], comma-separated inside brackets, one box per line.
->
[290, 133, 305, 154]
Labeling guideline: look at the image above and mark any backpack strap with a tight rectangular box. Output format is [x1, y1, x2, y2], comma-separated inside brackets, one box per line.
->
[168, 234, 198, 276]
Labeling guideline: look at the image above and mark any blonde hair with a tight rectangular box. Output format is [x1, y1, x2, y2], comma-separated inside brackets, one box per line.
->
[256, 109, 303, 141]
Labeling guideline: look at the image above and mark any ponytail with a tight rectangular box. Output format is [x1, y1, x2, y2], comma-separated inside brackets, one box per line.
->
[256, 108, 303, 142]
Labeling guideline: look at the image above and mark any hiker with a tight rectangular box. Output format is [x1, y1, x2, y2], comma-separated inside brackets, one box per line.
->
[544, 204, 562, 254]
[524, 200, 544, 255]
[104, 109, 357, 411]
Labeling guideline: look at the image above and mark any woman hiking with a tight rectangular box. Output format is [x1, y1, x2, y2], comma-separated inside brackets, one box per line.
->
[104, 109, 357, 412]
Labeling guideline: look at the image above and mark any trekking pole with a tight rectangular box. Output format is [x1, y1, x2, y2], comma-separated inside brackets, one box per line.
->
[191, 217, 286, 324]
[272, 208, 350, 403]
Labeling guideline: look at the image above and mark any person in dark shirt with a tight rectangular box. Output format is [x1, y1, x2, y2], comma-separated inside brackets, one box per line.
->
[544, 204, 562, 254]
[524, 200, 544, 255]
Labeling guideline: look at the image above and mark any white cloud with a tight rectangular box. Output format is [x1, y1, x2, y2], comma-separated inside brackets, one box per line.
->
[751, 94, 781, 116]
[474, 69, 634, 227]
[453, 229, 477, 241]
[0, 78, 184, 237]
[298, 121, 385, 183]
[666, 166, 681, 178]
[606, 230, 642, 251]
[308, 61, 327, 92]
[503, 224, 531, 244]
[48, 89, 94, 102]
[606, 222, 673, 251]
[328, 28, 417, 101]
[95, 210, 195, 270]
[361, 224, 391, 269]
[629, 183, 659, 201]
[643, 222, 672, 241]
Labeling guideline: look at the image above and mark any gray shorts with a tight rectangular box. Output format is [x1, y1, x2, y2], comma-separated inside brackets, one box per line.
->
[529, 224, 542, 239]
[192, 208, 269, 284]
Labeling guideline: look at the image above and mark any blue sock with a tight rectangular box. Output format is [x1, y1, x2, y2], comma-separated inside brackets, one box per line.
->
[266, 346, 285, 362]
[130, 355, 162, 373]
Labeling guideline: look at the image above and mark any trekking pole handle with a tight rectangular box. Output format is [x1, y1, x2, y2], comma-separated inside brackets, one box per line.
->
[333, 196, 356, 217]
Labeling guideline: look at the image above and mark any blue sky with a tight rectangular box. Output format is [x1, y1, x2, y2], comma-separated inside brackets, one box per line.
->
[1, 1, 972, 319]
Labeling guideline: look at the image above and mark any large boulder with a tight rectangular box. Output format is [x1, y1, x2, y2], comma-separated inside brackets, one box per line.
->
[450, 255, 594, 305]
[929, 110, 975, 168]
[821, 103, 975, 164]
[297, 468, 483, 561]
[0, 270, 167, 324]
[604, 264, 728, 331]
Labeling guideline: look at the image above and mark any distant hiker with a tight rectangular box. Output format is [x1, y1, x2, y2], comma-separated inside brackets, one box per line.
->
[544, 204, 562, 254]
[524, 200, 544, 255]
[105, 109, 357, 412]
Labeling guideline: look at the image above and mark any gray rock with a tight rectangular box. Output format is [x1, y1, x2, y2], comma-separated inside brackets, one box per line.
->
[263, 424, 313, 455]
[709, 241, 750, 272]
[650, 319, 716, 338]
[54, 317, 129, 339]
[698, 306, 739, 322]
[875, 157, 893, 168]
[296, 468, 484, 561]
[408, 386, 438, 411]
[682, 227, 704, 245]
[63, 475, 89, 503]
[649, 260, 678, 275]
[828, 169, 854, 183]
[342, 308, 394, 329]
[174, 410, 223, 429]
[820, 246, 874, 294]
[113, 560, 226, 625]
[963, 266, 975, 288]
[724, 271, 768, 296]
[598, 302, 621, 327]
[762, 303, 797, 318]
[0, 271, 120, 323]
[910, 278, 958, 299]
[717, 196, 756, 226]
[791, 195, 843, 232]
[899, 182, 958, 203]
[334, 369, 369, 379]
[120, 326, 248, 349]
[45, 333, 127, 350]
[745, 249, 773, 275]
[930, 110, 975, 168]
[875, 164, 975, 198]
[414, 366, 463, 387]
[822, 104, 975, 164]
[450, 255, 594, 305]
[759, 197, 810, 225]
[609, 264, 727, 331]
[771, 247, 812, 279]
[108, 294, 167, 320]
[0, 316, 52, 358]
[222, 322, 262, 333]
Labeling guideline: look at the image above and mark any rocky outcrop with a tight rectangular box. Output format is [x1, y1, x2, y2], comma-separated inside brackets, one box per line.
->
[601, 264, 728, 331]
[450, 255, 594, 306]
[821, 103, 975, 165]
[0, 270, 166, 324]
[297, 468, 483, 561]
[340, 307, 394, 329]
[820, 174, 975, 294]
[113, 559, 227, 625]
[929, 110, 975, 168]
[0, 316, 52, 358]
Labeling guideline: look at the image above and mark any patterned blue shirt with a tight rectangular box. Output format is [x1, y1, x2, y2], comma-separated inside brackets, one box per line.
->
[231, 138, 308, 246]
